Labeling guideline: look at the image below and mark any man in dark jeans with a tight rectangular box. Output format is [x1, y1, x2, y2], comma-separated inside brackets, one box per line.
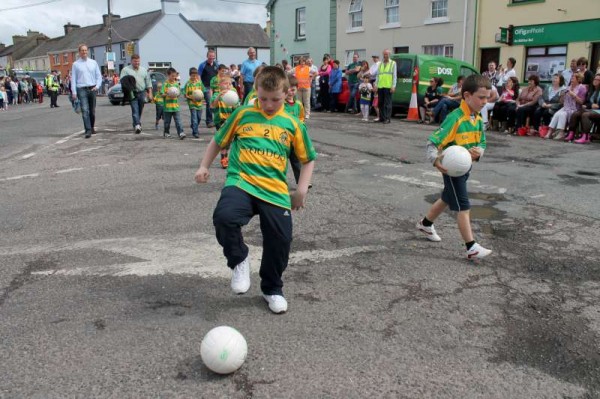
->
[120, 54, 153, 134]
[345, 53, 361, 113]
[374, 49, 397, 124]
[71, 44, 102, 138]
[198, 50, 218, 128]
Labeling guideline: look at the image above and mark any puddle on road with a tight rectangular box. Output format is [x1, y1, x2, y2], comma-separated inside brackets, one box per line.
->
[470, 206, 505, 221]
[424, 192, 507, 222]
[576, 170, 600, 177]
[558, 174, 599, 186]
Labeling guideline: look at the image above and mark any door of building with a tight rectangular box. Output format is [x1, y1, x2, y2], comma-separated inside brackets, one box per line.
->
[480, 48, 500, 73]
[591, 42, 600, 75]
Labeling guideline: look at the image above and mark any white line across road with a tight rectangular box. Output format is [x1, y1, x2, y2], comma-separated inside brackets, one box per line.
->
[0, 233, 390, 279]
[55, 167, 85, 174]
[21, 153, 36, 159]
[0, 173, 40, 182]
[67, 146, 104, 156]
[55, 130, 85, 145]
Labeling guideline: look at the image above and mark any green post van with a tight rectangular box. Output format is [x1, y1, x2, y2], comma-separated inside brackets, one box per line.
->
[390, 54, 479, 113]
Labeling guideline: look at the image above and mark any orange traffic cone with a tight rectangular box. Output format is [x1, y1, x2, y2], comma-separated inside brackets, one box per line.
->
[406, 67, 420, 121]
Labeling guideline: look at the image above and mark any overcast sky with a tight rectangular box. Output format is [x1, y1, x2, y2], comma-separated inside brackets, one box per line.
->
[0, 0, 268, 45]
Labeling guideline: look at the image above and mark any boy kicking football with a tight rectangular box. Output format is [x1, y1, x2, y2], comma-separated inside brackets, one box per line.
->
[416, 74, 493, 260]
[195, 67, 317, 313]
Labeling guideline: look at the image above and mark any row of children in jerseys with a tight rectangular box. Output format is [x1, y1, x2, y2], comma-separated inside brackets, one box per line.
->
[152, 63, 494, 314]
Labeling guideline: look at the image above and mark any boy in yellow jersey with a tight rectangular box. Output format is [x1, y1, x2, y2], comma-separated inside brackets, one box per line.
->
[284, 76, 305, 184]
[160, 67, 185, 139]
[154, 82, 164, 130]
[416, 75, 492, 260]
[184, 67, 205, 138]
[195, 67, 317, 314]
[242, 65, 265, 106]
[210, 76, 239, 168]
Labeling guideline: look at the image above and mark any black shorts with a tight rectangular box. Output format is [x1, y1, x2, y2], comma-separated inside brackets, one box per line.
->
[441, 171, 471, 211]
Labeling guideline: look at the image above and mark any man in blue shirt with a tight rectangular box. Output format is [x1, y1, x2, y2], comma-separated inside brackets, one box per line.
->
[71, 44, 102, 138]
[239, 47, 262, 101]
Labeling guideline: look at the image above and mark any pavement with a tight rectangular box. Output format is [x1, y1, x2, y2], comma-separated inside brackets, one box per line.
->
[1, 97, 600, 398]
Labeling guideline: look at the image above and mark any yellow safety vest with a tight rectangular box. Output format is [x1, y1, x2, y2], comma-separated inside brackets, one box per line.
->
[378, 61, 396, 89]
[45, 75, 59, 92]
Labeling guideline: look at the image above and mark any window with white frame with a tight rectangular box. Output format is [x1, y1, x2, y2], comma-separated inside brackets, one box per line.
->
[296, 8, 306, 39]
[431, 0, 448, 18]
[53, 54, 59, 64]
[345, 49, 366, 67]
[89, 48, 95, 60]
[385, 0, 400, 24]
[423, 44, 454, 58]
[349, 0, 363, 29]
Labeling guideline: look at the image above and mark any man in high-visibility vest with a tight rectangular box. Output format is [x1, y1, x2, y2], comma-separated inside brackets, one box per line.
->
[45, 70, 60, 108]
[373, 49, 397, 124]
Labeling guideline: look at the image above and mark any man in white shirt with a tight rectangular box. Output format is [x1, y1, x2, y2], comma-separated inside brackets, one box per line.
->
[71, 44, 102, 138]
[561, 58, 577, 87]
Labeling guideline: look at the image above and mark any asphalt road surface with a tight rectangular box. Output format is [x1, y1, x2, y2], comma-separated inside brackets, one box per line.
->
[1, 96, 600, 398]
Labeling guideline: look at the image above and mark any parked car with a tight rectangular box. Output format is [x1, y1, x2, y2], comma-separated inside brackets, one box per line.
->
[390, 54, 479, 113]
[108, 71, 166, 105]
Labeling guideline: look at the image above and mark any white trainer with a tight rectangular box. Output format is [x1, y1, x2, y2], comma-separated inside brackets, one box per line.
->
[231, 257, 250, 294]
[262, 294, 288, 314]
[466, 243, 492, 260]
[134, 124, 142, 134]
[416, 221, 441, 242]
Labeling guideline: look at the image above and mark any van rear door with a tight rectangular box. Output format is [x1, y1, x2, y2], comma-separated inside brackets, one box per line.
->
[392, 56, 414, 107]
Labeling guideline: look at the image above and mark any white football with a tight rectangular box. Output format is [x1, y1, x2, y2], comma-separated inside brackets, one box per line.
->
[192, 89, 204, 101]
[222, 90, 239, 107]
[166, 86, 180, 99]
[201, 326, 248, 374]
[441, 145, 472, 177]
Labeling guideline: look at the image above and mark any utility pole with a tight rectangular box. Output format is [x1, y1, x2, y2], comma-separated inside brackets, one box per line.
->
[107, 0, 112, 52]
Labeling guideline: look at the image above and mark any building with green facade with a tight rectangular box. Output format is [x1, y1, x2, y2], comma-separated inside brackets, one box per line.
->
[266, 0, 336, 66]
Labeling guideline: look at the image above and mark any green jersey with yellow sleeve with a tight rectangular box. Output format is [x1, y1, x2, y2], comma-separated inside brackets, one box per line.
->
[184, 79, 205, 110]
[284, 99, 305, 123]
[160, 80, 180, 112]
[428, 100, 486, 151]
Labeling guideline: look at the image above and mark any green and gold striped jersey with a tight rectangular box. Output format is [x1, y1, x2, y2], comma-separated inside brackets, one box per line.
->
[283, 99, 305, 123]
[428, 100, 487, 151]
[184, 79, 205, 110]
[160, 80, 180, 112]
[211, 90, 239, 127]
[243, 89, 257, 106]
[210, 76, 221, 92]
[214, 103, 317, 209]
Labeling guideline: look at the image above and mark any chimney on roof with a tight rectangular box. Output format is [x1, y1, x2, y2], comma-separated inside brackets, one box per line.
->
[27, 30, 41, 37]
[64, 23, 80, 35]
[0, 43, 5, 51]
[161, 0, 181, 15]
[12, 35, 26, 44]
[102, 13, 120, 27]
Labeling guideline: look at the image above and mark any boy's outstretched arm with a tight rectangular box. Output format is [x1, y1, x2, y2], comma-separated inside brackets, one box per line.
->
[194, 138, 222, 183]
[291, 160, 315, 210]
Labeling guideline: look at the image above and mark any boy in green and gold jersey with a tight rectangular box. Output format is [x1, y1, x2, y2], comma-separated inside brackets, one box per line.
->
[160, 67, 185, 139]
[195, 67, 316, 314]
[210, 76, 239, 168]
[284, 76, 305, 184]
[184, 67, 205, 138]
[154, 82, 164, 130]
[209, 64, 229, 95]
[416, 75, 492, 260]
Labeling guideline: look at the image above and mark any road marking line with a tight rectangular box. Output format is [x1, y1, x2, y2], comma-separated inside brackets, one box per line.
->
[56, 168, 84, 174]
[56, 130, 85, 145]
[21, 235, 388, 278]
[376, 162, 403, 168]
[4, 173, 39, 181]
[67, 146, 104, 155]
[382, 174, 444, 189]
[21, 153, 36, 159]
[530, 194, 545, 199]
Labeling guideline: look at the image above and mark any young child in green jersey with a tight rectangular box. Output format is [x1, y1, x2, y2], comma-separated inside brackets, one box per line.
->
[209, 64, 229, 96]
[284, 76, 305, 184]
[154, 82, 164, 130]
[210, 76, 239, 168]
[160, 67, 185, 139]
[416, 75, 492, 260]
[195, 67, 317, 314]
[184, 67, 205, 138]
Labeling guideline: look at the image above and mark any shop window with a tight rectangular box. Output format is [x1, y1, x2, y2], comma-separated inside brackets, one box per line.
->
[525, 45, 567, 81]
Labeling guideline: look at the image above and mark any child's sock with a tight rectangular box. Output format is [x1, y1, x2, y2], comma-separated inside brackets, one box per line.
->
[422, 217, 433, 227]
[465, 241, 476, 250]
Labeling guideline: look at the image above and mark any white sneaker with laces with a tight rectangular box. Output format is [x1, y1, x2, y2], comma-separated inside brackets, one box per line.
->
[231, 257, 250, 294]
[416, 221, 441, 242]
[135, 124, 142, 134]
[466, 243, 492, 260]
[263, 294, 288, 314]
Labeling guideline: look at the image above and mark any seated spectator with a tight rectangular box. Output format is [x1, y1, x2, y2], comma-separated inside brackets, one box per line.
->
[432, 75, 464, 123]
[568, 73, 600, 144]
[418, 77, 443, 124]
[531, 73, 565, 135]
[492, 76, 519, 132]
[480, 84, 499, 129]
[545, 73, 587, 140]
[507, 74, 542, 134]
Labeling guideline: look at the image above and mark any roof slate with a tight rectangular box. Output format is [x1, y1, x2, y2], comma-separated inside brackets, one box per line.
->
[189, 21, 269, 48]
